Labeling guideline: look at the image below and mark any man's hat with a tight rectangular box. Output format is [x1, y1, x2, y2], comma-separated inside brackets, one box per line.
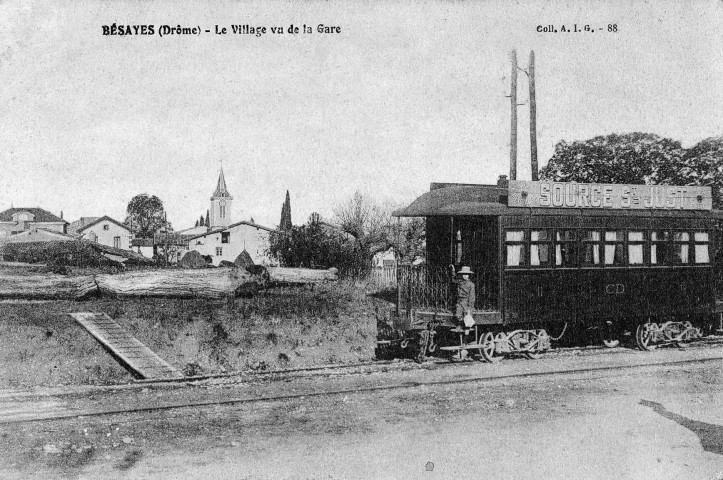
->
[457, 266, 474, 275]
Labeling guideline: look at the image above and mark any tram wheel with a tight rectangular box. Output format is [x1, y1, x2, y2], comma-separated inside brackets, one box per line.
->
[600, 321, 620, 348]
[519, 331, 542, 360]
[522, 348, 543, 360]
[479, 331, 499, 363]
[635, 323, 656, 351]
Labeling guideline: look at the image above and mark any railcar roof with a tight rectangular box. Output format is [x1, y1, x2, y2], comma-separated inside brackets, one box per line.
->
[392, 184, 723, 219]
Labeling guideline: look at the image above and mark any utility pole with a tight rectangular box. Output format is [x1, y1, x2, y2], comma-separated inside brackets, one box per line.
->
[509, 50, 518, 181]
[529, 50, 538, 181]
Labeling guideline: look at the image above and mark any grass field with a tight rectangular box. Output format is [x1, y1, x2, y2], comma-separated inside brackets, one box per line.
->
[0, 275, 389, 388]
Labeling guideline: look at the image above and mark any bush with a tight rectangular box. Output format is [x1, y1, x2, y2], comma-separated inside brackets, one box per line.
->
[3, 241, 121, 268]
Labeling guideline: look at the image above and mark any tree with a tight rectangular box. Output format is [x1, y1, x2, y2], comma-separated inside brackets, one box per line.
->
[195, 219, 199, 227]
[205, 210, 210, 227]
[539, 132, 723, 208]
[269, 195, 425, 276]
[125, 194, 167, 238]
[391, 217, 425, 264]
[269, 213, 354, 273]
[332, 192, 427, 272]
[279, 190, 292, 230]
[677, 136, 723, 208]
[333, 191, 392, 257]
[539, 133, 685, 185]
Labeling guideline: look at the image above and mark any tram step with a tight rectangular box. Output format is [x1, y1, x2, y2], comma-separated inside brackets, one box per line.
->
[448, 327, 473, 334]
[438, 345, 483, 351]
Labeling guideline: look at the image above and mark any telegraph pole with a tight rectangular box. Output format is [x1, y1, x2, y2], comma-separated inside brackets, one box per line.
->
[510, 50, 518, 181]
[529, 50, 538, 181]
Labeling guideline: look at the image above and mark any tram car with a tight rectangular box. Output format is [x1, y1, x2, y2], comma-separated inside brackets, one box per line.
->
[379, 178, 722, 362]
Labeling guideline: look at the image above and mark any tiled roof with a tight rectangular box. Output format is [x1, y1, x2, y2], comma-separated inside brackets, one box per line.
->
[68, 217, 100, 235]
[0, 207, 67, 223]
[72, 216, 131, 234]
[33, 227, 77, 239]
[5, 228, 76, 241]
[186, 221, 278, 241]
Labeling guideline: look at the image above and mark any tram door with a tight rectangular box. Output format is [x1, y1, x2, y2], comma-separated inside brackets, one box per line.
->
[453, 216, 498, 310]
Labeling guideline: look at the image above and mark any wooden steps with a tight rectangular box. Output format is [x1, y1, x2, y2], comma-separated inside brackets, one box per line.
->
[69, 312, 183, 380]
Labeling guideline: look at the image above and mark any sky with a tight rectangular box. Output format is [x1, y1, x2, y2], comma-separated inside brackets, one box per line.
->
[1, 0, 722, 229]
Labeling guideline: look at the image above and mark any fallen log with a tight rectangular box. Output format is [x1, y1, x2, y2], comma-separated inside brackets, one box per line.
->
[95, 267, 265, 299]
[0, 274, 98, 300]
[265, 267, 338, 285]
[0, 266, 338, 300]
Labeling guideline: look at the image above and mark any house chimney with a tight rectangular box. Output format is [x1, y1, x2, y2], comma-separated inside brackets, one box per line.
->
[497, 175, 509, 187]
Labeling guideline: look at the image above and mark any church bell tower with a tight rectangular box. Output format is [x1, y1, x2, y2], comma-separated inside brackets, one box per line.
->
[210, 168, 233, 228]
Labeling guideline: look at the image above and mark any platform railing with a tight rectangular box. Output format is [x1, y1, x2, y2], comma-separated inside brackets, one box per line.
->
[397, 264, 496, 314]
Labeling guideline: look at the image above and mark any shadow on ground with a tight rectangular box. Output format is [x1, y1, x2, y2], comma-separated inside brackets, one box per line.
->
[640, 399, 723, 456]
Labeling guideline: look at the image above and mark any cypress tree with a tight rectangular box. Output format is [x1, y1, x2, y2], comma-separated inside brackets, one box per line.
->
[205, 210, 210, 227]
[280, 190, 292, 230]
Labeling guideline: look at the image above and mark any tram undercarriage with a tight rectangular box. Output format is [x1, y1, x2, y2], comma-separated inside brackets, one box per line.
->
[379, 311, 555, 363]
[378, 311, 709, 363]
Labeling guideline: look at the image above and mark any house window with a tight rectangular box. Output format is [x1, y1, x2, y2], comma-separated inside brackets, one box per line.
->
[221, 232, 230, 244]
[216, 247, 222, 256]
[103, 224, 110, 231]
[628, 231, 644, 265]
[505, 230, 524, 267]
[89, 232, 98, 242]
[113, 236, 121, 249]
[694, 232, 710, 264]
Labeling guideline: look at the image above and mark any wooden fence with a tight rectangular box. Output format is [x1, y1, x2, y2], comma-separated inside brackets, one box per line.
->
[368, 265, 397, 287]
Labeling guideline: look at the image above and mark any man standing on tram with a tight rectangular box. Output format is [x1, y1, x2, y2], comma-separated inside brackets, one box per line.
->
[450, 265, 476, 329]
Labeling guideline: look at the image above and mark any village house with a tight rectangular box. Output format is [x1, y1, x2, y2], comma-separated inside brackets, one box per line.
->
[181, 169, 278, 266]
[0, 207, 68, 239]
[1, 227, 76, 244]
[68, 216, 133, 250]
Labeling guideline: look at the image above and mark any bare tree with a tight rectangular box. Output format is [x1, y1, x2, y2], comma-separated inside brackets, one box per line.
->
[333, 191, 394, 259]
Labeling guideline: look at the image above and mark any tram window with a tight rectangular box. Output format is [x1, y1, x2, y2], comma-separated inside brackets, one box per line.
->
[694, 232, 710, 264]
[530, 230, 551, 266]
[604, 231, 624, 266]
[628, 231, 644, 265]
[581, 231, 601, 266]
[672, 232, 690, 264]
[651, 231, 669, 265]
[555, 230, 577, 267]
[505, 230, 525, 267]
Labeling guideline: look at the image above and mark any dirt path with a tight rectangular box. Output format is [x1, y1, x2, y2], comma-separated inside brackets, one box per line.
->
[2, 345, 723, 479]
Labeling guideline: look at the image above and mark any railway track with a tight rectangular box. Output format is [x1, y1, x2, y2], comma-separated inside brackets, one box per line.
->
[4, 338, 723, 426]
[142, 334, 723, 384]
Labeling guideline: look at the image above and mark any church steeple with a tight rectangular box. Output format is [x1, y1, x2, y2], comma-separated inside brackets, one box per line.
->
[210, 168, 233, 228]
[212, 168, 231, 198]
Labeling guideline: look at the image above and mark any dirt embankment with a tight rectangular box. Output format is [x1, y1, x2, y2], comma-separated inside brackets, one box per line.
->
[0, 278, 389, 388]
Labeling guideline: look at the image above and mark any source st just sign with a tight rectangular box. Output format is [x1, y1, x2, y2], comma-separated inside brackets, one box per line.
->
[508, 180, 712, 211]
